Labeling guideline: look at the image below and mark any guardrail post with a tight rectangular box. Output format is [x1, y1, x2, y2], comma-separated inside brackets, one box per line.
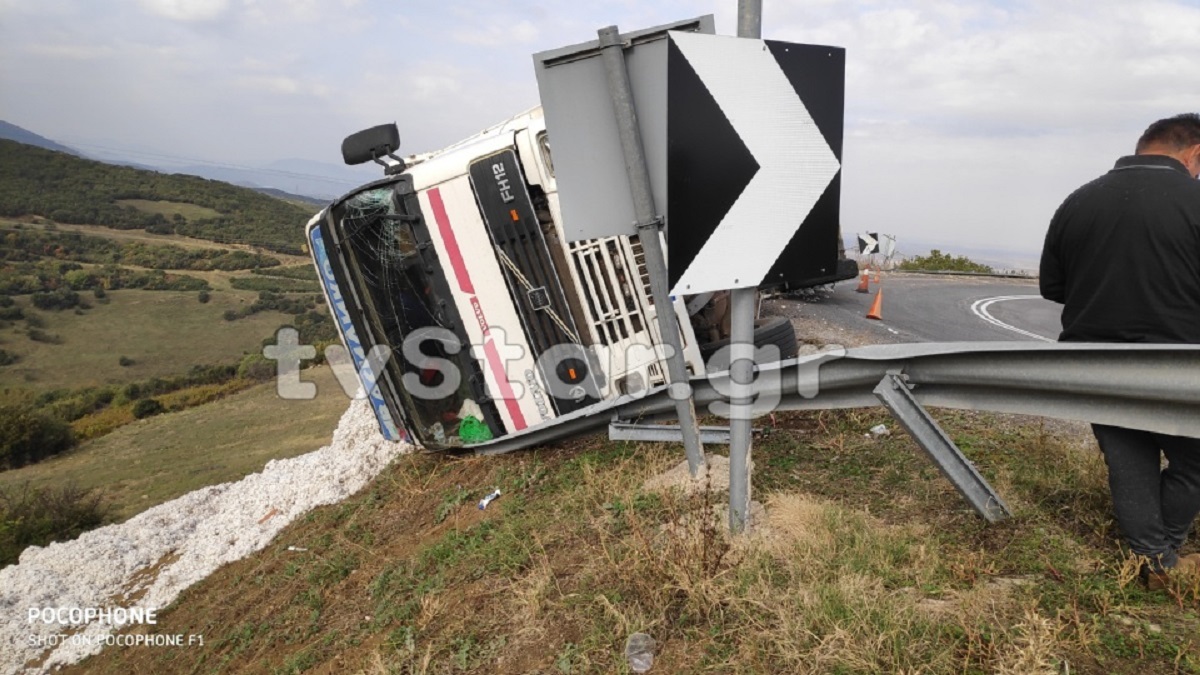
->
[873, 373, 1011, 522]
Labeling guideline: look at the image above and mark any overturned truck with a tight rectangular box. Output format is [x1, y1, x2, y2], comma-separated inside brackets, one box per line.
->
[307, 108, 851, 450]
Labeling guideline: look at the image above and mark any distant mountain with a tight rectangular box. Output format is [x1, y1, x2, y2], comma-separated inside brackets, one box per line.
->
[253, 187, 327, 207]
[165, 159, 377, 201]
[0, 120, 80, 156]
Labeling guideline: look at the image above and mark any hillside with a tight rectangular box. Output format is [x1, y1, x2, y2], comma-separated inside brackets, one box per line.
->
[0, 120, 80, 156]
[0, 140, 318, 254]
[0, 147, 333, 473]
[7, 405, 1199, 673]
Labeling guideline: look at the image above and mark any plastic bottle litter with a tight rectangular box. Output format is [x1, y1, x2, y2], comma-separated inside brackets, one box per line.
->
[477, 489, 501, 510]
[625, 632, 656, 673]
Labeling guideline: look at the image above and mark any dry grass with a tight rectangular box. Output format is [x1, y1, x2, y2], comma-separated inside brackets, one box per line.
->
[59, 409, 1200, 674]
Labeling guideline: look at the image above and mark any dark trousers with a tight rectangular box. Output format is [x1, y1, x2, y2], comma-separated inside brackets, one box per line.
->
[1093, 424, 1200, 569]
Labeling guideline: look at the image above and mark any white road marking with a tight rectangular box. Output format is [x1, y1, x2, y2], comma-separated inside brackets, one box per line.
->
[970, 295, 1055, 342]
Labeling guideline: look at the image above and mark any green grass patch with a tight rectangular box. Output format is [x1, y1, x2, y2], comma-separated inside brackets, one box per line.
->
[115, 199, 223, 221]
[0, 289, 294, 391]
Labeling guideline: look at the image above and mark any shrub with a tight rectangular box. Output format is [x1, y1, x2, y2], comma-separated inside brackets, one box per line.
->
[198, 290, 210, 304]
[0, 349, 17, 366]
[92, 286, 106, 299]
[0, 482, 108, 567]
[118, 355, 135, 367]
[31, 289, 81, 311]
[897, 249, 994, 274]
[237, 353, 276, 381]
[131, 398, 165, 419]
[223, 309, 240, 321]
[27, 328, 62, 344]
[0, 394, 75, 469]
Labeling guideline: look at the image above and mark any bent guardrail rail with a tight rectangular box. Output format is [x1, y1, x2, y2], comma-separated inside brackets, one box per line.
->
[474, 342, 1200, 521]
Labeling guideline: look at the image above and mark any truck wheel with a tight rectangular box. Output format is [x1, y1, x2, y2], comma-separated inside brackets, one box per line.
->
[698, 316, 798, 362]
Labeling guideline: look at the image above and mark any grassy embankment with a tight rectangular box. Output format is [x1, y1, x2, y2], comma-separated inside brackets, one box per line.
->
[64, 408, 1200, 675]
[0, 365, 350, 523]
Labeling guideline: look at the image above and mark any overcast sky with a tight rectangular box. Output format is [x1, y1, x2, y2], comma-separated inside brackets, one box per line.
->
[3, 0, 1200, 258]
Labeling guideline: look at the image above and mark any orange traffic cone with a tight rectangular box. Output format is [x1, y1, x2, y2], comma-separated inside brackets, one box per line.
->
[866, 289, 883, 320]
[855, 269, 870, 293]
[872, 266, 881, 284]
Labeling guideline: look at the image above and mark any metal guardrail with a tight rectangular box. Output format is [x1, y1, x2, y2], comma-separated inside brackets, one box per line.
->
[890, 269, 1036, 279]
[476, 342, 1200, 453]
[474, 342, 1200, 520]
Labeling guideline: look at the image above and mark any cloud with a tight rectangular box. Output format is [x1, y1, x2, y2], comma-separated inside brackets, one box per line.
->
[233, 72, 331, 98]
[137, 0, 231, 22]
[24, 44, 116, 60]
[4, 0, 1198, 258]
[452, 19, 539, 46]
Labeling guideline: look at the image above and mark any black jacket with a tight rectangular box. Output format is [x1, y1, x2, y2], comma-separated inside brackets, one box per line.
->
[1040, 154, 1200, 343]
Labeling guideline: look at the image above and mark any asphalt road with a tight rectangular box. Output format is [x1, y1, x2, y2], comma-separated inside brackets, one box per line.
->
[779, 272, 1064, 344]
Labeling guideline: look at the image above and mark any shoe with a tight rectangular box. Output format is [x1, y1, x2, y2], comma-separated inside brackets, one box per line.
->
[1147, 553, 1200, 591]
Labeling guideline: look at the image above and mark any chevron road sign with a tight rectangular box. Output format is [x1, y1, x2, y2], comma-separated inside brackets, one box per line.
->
[535, 23, 844, 294]
[665, 32, 844, 295]
[858, 233, 879, 255]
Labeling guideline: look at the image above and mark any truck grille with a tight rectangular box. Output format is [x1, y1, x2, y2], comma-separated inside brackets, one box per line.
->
[569, 237, 653, 347]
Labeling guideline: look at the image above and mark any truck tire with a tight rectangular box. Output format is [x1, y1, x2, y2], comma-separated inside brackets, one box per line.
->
[698, 316, 799, 362]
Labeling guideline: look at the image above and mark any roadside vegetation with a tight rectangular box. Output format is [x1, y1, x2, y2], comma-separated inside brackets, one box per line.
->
[899, 249, 995, 274]
[0, 366, 349, 566]
[0, 294, 337, 470]
[0, 149, 334, 471]
[0, 481, 108, 567]
[62, 408, 1200, 674]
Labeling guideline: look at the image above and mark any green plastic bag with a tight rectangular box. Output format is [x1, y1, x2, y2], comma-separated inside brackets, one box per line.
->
[458, 415, 493, 444]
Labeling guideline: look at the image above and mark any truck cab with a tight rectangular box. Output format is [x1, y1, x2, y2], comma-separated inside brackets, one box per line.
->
[307, 108, 705, 449]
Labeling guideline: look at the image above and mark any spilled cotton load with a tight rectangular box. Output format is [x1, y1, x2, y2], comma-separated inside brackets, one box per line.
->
[0, 400, 408, 674]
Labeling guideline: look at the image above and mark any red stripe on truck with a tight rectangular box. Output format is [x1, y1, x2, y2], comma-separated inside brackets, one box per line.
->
[427, 188, 475, 295]
[425, 187, 527, 432]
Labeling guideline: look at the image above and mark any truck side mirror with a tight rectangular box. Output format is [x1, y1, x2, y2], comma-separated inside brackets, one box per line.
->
[342, 124, 404, 173]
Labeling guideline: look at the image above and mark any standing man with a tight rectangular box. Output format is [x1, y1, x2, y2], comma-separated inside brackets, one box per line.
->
[1040, 113, 1200, 588]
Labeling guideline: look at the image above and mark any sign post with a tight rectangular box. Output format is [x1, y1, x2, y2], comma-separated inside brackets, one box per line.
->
[727, 0, 763, 534]
[596, 25, 708, 477]
[535, 8, 845, 504]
